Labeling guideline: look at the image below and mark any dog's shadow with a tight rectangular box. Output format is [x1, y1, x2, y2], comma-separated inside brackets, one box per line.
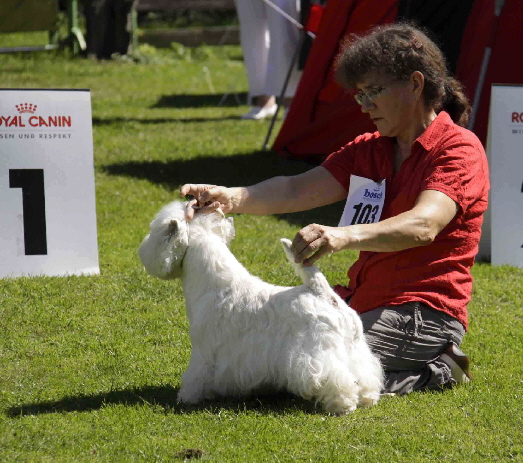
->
[6, 385, 321, 418]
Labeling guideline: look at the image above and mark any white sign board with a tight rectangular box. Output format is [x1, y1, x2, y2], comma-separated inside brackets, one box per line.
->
[484, 84, 523, 268]
[0, 89, 99, 277]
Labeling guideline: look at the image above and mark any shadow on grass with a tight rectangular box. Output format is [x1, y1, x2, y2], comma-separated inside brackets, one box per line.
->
[6, 385, 320, 417]
[92, 115, 243, 126]
[100, 150, 344, 228]
[153, 92, 248, 109]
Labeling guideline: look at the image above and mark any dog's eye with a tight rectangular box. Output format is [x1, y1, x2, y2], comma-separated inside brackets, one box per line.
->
[168, 219, 179, 235]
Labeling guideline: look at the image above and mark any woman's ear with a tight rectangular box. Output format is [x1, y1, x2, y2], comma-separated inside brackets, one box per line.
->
[410, 71, 425, 98]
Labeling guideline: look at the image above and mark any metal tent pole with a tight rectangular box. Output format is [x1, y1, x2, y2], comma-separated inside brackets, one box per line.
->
[468, 0, 506, 131]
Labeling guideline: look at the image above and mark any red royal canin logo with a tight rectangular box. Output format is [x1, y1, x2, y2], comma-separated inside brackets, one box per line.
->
[15, 103, 38, 114]
[0, 104, 72, 128]
[512, 112, 523, 123]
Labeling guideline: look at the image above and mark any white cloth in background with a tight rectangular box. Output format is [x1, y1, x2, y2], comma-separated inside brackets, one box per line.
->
[234, 0, 303, 100]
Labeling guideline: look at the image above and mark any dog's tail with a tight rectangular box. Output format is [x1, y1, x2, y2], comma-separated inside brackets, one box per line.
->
[280, 238, 335, 297]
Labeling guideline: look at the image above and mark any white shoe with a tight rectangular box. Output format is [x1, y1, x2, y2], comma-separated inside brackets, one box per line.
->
[240, 104, 278, 120]
[439, 343, 472, 384]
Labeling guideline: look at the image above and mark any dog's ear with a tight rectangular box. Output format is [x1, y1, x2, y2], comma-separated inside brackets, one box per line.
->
[168, 219, 179, 235]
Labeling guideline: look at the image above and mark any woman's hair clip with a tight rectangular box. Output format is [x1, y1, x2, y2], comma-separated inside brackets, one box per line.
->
[412, 39, 423, 50]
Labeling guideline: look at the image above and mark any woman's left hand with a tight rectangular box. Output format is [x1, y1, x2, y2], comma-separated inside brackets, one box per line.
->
[290, 190, 459, 265]
[291, 224, 354, 266]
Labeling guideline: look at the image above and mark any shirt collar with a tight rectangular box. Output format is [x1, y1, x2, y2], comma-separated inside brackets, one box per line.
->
[415, 111, 453, 151]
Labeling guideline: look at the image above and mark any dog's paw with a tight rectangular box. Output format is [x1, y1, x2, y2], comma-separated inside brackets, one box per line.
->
[358, 392, 381, 407]
[324, 400, 358, 416]
[322, 392, 359, 416]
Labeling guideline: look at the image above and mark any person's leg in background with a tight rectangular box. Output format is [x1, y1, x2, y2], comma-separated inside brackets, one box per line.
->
[235, 0, 277, 119]
[265, 0, 303, 112]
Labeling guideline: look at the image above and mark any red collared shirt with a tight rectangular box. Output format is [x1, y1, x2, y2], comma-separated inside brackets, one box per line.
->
[322, 112, 489, 329]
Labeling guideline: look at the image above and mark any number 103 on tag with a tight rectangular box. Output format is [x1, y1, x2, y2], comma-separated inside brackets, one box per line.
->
[339, 175, 386, 227]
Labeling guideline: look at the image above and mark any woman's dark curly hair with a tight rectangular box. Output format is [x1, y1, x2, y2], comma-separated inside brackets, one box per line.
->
[335, 23, 470, 127]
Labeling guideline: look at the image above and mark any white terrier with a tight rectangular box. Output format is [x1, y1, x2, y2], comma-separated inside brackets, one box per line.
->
[138, 201, 383, 415]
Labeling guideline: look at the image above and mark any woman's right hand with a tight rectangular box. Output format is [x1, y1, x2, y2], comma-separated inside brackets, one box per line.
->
[180, 184, 243, 219]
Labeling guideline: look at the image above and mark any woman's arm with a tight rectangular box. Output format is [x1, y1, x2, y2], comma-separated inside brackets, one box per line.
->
[291, 189, 459, 265]
[180, 166, 347, 218]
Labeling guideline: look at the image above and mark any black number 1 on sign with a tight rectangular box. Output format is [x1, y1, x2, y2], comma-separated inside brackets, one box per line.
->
[9, 169, 48, 255]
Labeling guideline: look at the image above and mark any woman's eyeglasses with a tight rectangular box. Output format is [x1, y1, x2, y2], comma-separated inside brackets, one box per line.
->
[354, 81, 397, 105]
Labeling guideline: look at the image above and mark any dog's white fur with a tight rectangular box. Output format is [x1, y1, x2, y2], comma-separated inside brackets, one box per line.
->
[138, 201, 383, 414]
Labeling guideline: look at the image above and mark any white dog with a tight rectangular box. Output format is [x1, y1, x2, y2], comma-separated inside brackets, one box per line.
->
[138, 201, 383, 415]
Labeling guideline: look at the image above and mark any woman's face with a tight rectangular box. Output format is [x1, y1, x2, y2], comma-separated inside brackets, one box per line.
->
[355, 73, 419, 140]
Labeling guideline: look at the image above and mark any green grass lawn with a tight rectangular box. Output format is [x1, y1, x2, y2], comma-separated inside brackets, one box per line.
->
[0, 41, 522, 462]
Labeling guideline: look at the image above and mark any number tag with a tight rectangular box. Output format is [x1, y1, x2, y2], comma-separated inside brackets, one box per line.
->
[339, 175, 386, 227]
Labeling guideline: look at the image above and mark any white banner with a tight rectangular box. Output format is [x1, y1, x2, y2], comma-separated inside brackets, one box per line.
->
[0, 89, 99, 277]
[483, 84, 523, 268]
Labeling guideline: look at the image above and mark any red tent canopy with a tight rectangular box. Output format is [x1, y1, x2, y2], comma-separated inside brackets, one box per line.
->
[273, 0, 398, 160]
[456, 0, 523, 147]
[273, 0, 523, 161]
